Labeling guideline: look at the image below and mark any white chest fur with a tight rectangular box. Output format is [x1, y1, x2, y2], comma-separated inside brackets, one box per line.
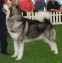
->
[9, 31, 20, 40]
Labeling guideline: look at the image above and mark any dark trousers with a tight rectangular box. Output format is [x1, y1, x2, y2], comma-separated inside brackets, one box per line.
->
[0, 11, 8, 53]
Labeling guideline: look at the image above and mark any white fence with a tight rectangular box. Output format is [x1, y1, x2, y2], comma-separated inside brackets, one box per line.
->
[50, 12, 62, 25]
[22, 12, 62, 25]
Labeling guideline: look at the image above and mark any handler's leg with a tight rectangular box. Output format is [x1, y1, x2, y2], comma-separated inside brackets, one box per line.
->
[0, 12, 8, 55]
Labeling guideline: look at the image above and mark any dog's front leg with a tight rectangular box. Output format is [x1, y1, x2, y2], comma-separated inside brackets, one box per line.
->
[16, 41, 24, 60]
[11, 40, 18, 58]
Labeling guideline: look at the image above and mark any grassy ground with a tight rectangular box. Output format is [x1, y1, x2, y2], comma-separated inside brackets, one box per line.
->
[0, 25, 62, 63]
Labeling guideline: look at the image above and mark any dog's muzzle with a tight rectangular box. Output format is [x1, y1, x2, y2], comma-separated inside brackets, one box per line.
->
[2, 8, 7, 13]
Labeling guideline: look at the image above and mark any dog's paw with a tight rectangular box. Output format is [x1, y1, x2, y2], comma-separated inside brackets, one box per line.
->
[16, 57, 22, 60]
[11, 54, 17, 58]
[54, 52, 58, 54]
[54, 50, 58, 54]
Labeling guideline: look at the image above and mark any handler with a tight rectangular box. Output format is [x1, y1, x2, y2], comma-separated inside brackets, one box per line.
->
[0, 0, 8, 55]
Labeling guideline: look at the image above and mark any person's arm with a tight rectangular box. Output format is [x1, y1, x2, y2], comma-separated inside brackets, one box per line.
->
[47, 1, 59, 12]
[59, 7, 62, 12]
[50, 1, 62, 12]
[50, 9, 60, 12]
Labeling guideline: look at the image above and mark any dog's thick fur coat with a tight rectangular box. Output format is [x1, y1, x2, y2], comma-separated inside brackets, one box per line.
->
[4, 5, 58, 60]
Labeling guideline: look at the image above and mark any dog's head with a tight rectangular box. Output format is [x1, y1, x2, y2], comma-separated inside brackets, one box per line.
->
[3, 3, 21, 18]
[4, 4, 23, 30]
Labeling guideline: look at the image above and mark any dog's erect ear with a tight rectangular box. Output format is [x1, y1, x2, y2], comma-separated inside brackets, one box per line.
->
[15, 5, 22, 14]
[15, 5, 20, 11]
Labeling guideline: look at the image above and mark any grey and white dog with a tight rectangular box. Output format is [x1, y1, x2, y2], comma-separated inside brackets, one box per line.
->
[3, 4, 58, 60]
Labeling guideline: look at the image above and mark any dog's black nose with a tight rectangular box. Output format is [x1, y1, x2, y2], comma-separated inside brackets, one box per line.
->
[11, 30, 14, 33]
[9, 13, 13, 17]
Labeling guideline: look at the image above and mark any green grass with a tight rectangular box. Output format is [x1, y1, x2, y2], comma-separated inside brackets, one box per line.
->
[0, 25, 62, 63]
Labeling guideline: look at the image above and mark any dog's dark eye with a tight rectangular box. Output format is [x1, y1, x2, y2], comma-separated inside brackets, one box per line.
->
[9, 6, 14, 17]
[10, 11, 13, 16]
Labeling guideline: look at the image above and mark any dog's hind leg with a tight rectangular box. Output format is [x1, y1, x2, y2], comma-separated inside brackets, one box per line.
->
[42, 37, 55, 52]
[49, 29, 58, 54]
[50, 40, 58, 54]
[42, 37, 58, 54]
[48, 29, 58, 54]
[16, 42, 24, 60]
[11, 40, 19, 58]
